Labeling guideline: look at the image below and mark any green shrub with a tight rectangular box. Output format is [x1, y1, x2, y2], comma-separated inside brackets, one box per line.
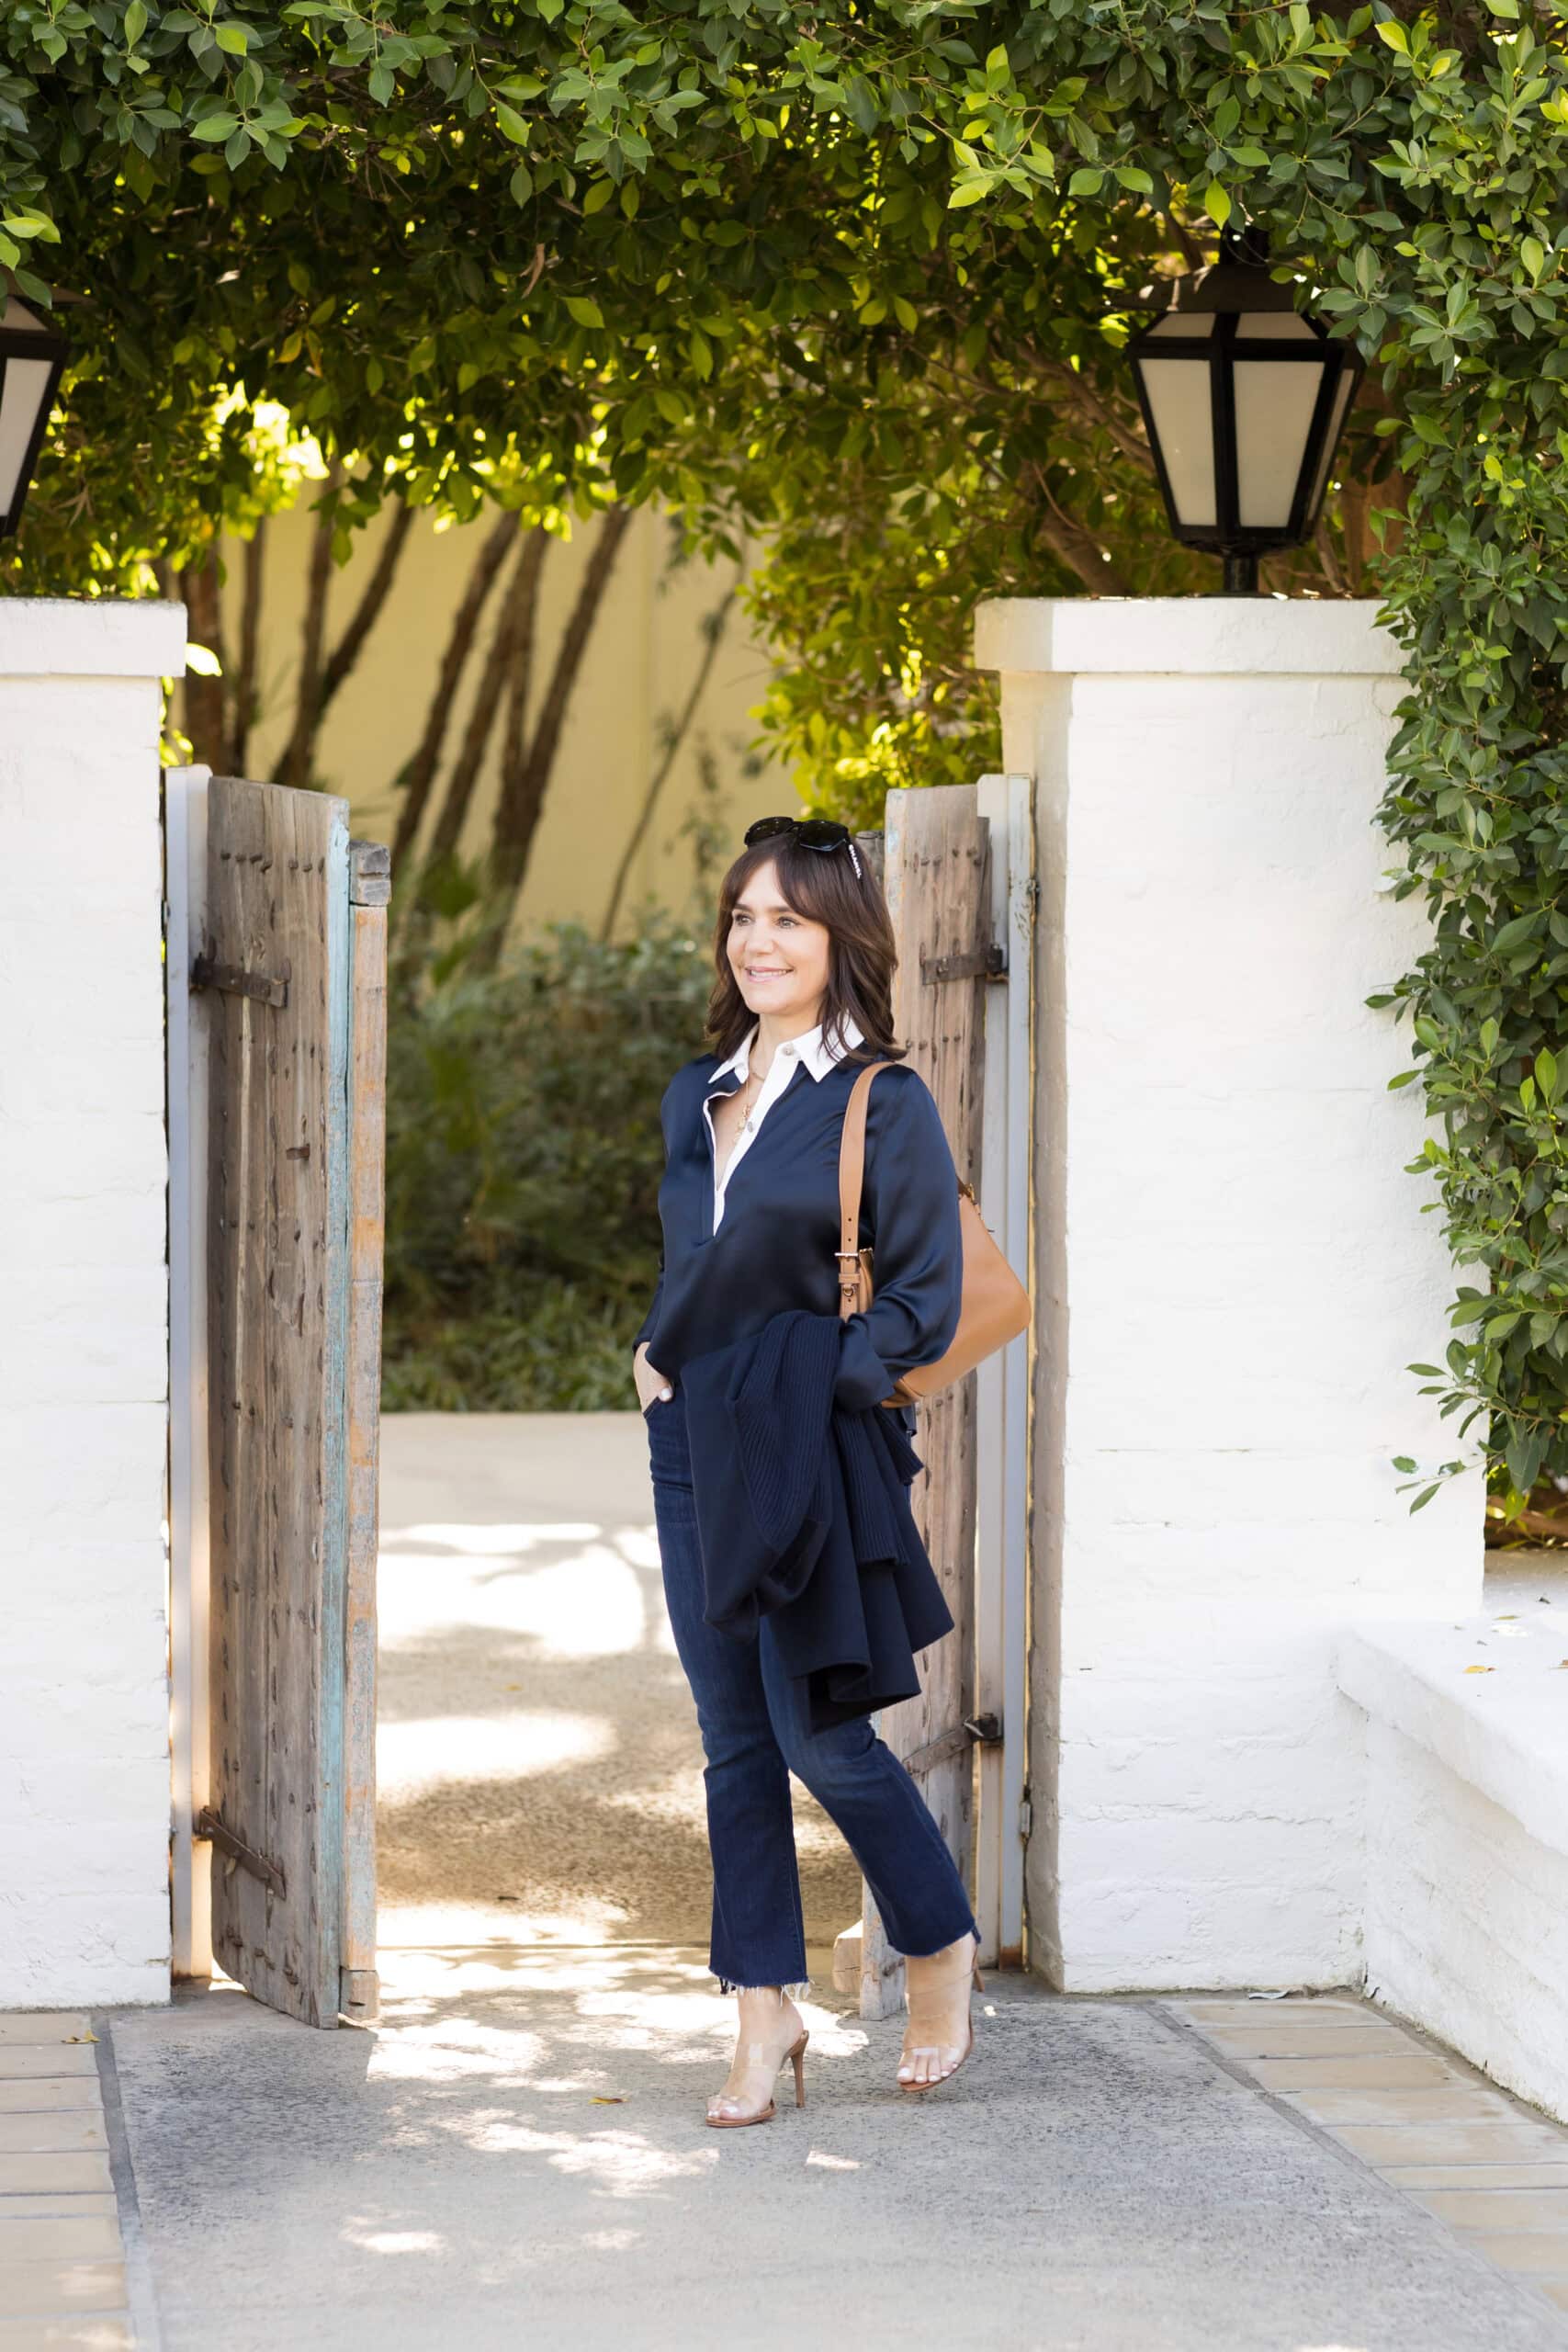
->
[382, 910, 712, 1411]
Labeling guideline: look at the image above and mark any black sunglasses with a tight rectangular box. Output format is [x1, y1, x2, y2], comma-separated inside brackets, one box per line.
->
[743, 814, 863, 879]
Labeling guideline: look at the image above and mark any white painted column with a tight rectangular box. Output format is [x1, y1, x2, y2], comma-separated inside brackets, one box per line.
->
[975, 598, 1483, 1992]
[0, 597, 186, 2007]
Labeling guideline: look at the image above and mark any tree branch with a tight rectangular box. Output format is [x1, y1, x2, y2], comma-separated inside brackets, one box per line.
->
[1025, 462, 1134, 594]
[227, 521, 267, 775]
[276, 462, 344, 789]
[315, 492, 416, 715]
[389, 510, 519, 870]
[425, 526, 549, 870]
[178, 547, 228, 773]
[600, 572, 740, 941]
[486, 504, 632, 915]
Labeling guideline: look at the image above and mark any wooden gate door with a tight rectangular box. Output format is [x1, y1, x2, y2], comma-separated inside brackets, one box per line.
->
[197, 776, 388, 2028]
[855, 784, 996, 2018]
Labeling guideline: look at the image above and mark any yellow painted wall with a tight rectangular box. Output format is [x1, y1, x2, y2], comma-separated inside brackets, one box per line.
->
[220, 499, 792, 933]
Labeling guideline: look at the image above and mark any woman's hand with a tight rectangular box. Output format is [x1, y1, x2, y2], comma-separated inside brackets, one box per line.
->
[633, 1340, 674, 1413]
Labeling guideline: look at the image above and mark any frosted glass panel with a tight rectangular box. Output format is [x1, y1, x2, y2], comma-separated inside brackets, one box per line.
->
[1235, 358, 1325, 528]
[0, 358, 51, 512]
[1147, 312, 1215, 339]
[1139, 357, 1215, 526]
[1235, 312, 1315, 340]
[1306, 367, 1357, 519]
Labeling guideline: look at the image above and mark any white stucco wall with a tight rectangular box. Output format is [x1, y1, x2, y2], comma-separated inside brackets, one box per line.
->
[976, 597, 1483, 1992]
[1338, 1566, 1568, 2121]
[0, 597, 185, 2007]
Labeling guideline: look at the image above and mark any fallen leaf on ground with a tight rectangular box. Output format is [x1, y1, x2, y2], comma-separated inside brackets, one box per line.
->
[591, 2096, 626, 2105]
[1462, 1664, 1495, 1674]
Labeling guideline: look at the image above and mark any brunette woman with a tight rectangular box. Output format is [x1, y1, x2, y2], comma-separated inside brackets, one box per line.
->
[632, 815, 981, 2126]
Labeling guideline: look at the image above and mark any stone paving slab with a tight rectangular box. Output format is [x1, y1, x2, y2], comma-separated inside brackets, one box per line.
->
[1171, 1991, 1568, 2333]
[0, 2018, 134, 2349]
[0, 2083, 102, 2115]
[101, 1958, 1568, 2352]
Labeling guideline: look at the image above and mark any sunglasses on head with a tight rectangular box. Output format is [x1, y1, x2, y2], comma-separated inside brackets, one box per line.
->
[743, 814, 863, 879]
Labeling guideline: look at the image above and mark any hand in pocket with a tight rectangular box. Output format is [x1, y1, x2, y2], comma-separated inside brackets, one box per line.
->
[633, 1342, 674, 1414]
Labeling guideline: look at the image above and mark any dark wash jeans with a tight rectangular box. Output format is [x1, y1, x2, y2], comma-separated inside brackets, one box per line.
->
[645, 1381, 978, 1991]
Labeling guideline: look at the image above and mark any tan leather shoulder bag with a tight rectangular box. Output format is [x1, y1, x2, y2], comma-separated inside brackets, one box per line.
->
[835, 1060, 1031, 1407]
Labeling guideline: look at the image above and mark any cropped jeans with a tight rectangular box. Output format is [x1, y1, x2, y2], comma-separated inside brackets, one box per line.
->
[645, 1382, 978, 1991]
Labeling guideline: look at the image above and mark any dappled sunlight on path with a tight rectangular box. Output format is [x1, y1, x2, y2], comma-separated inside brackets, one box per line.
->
[374, 1411, 860, 1953]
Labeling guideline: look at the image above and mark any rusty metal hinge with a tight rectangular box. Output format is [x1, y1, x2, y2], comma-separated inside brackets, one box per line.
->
[920, 943, 1007, 984]
[901, 1713, 1003, 1779]
[195, 1807, 287, 1900]
[190, 954, 289, 1010]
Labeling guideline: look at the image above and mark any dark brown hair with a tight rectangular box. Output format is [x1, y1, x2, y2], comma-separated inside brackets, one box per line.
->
[705, 833, 906, 1064]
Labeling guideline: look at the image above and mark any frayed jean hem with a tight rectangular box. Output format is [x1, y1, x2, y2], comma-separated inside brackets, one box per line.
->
[716, 1975, 812, 2001]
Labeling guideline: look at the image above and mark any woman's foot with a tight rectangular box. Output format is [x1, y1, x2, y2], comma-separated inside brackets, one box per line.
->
[707, 1987, 809, 2127]
[897, 1931, 982, 2090]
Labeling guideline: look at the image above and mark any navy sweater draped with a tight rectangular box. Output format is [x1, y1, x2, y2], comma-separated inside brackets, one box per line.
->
[678, 1310, 954, 1729]
[635, 1045, 964, 1728]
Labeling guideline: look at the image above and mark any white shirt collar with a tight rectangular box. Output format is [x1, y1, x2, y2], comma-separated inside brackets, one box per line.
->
[713, 1014, 864, 1088]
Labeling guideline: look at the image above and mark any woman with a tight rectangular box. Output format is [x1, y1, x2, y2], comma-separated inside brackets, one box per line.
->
[632, 813, 982, 2126]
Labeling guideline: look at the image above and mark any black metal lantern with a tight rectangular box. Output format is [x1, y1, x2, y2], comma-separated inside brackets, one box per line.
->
[1127, 232, 1362, 594]
[0, 288, 68, 540]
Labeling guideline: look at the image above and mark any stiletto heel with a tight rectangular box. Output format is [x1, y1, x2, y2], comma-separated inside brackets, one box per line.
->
[897, 1933, 981, 2094]
[705, 2005, 809, 2128]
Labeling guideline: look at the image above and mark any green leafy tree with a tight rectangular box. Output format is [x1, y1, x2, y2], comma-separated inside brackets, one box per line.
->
[5, 3, 1568, 1497]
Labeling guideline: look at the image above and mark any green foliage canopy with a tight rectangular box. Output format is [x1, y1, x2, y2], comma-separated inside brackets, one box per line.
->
[7, 2, 1568, 1494]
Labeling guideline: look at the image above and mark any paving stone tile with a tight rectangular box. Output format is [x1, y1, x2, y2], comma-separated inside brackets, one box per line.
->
[0, 2085, 100, 2117]
[1247, 2053, 1455, 2091]
[1382, 2164, 1568, 2191]
[1174, 1997, 1371, 2024]
[1202, 2026, 1418, 2060]
[1416, 2190, 1568, 2231]
[1335, 2121, 1568, 2165]
[1460, 2233, 1568, 2278]
[1280, 2086, 1515, 2127]
[0, 2199, 117, 2223]
[0, 2322, 132, 2349]
[0, 2053, 94, 2084]
[0, 2221, 120, 2263]
[0, 2263, 126, 2318]
[0, 2120, 107, 2157]
[0, 2161, 112, 2199]
[0, 2026, 91, 2052]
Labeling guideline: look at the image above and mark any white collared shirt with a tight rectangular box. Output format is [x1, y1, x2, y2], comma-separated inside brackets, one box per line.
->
[704, 1014, 864, 1233]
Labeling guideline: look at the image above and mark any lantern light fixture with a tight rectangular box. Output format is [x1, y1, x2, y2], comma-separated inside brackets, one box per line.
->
[1126, 231, 1363, 594]
[0, 288, 69, 541]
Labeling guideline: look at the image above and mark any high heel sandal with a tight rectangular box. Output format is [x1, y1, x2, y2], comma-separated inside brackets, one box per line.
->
[705, 2008, 809, 2129]
[897, 1933, 983, 2093]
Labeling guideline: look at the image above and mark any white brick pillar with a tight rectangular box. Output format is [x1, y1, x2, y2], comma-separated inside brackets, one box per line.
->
[0, 597, 186, 2007]
[975, 597, 1483, 1992]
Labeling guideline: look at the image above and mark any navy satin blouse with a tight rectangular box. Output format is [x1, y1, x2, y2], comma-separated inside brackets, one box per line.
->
[633, 1048, 964, 1412]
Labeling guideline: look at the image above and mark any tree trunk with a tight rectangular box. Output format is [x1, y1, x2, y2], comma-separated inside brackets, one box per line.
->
[390, 511, 518, 871]
[315, 494, 416, 715]
[179, 548, 228, 773]
[276, 468, 343, 788]
[423, 527, 550, 874]
[600, 574, 739, 940]
[228, 522, 267, 775]
[485, 504, 632, 928]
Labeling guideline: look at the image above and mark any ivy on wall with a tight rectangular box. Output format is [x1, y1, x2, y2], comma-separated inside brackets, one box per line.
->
[3, 1, 1568, 1495]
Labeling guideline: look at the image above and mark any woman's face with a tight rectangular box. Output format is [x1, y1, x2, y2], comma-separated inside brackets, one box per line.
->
[727, 860, 832, 1029]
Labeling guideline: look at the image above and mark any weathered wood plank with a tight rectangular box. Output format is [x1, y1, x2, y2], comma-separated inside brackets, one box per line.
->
[859, 786, 989, 2018]
[340, 841, 388, 2023]
[206, 778, 353, 2027]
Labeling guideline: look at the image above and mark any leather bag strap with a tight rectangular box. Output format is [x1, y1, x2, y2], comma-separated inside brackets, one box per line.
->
[837, 1061, 894, 1309]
